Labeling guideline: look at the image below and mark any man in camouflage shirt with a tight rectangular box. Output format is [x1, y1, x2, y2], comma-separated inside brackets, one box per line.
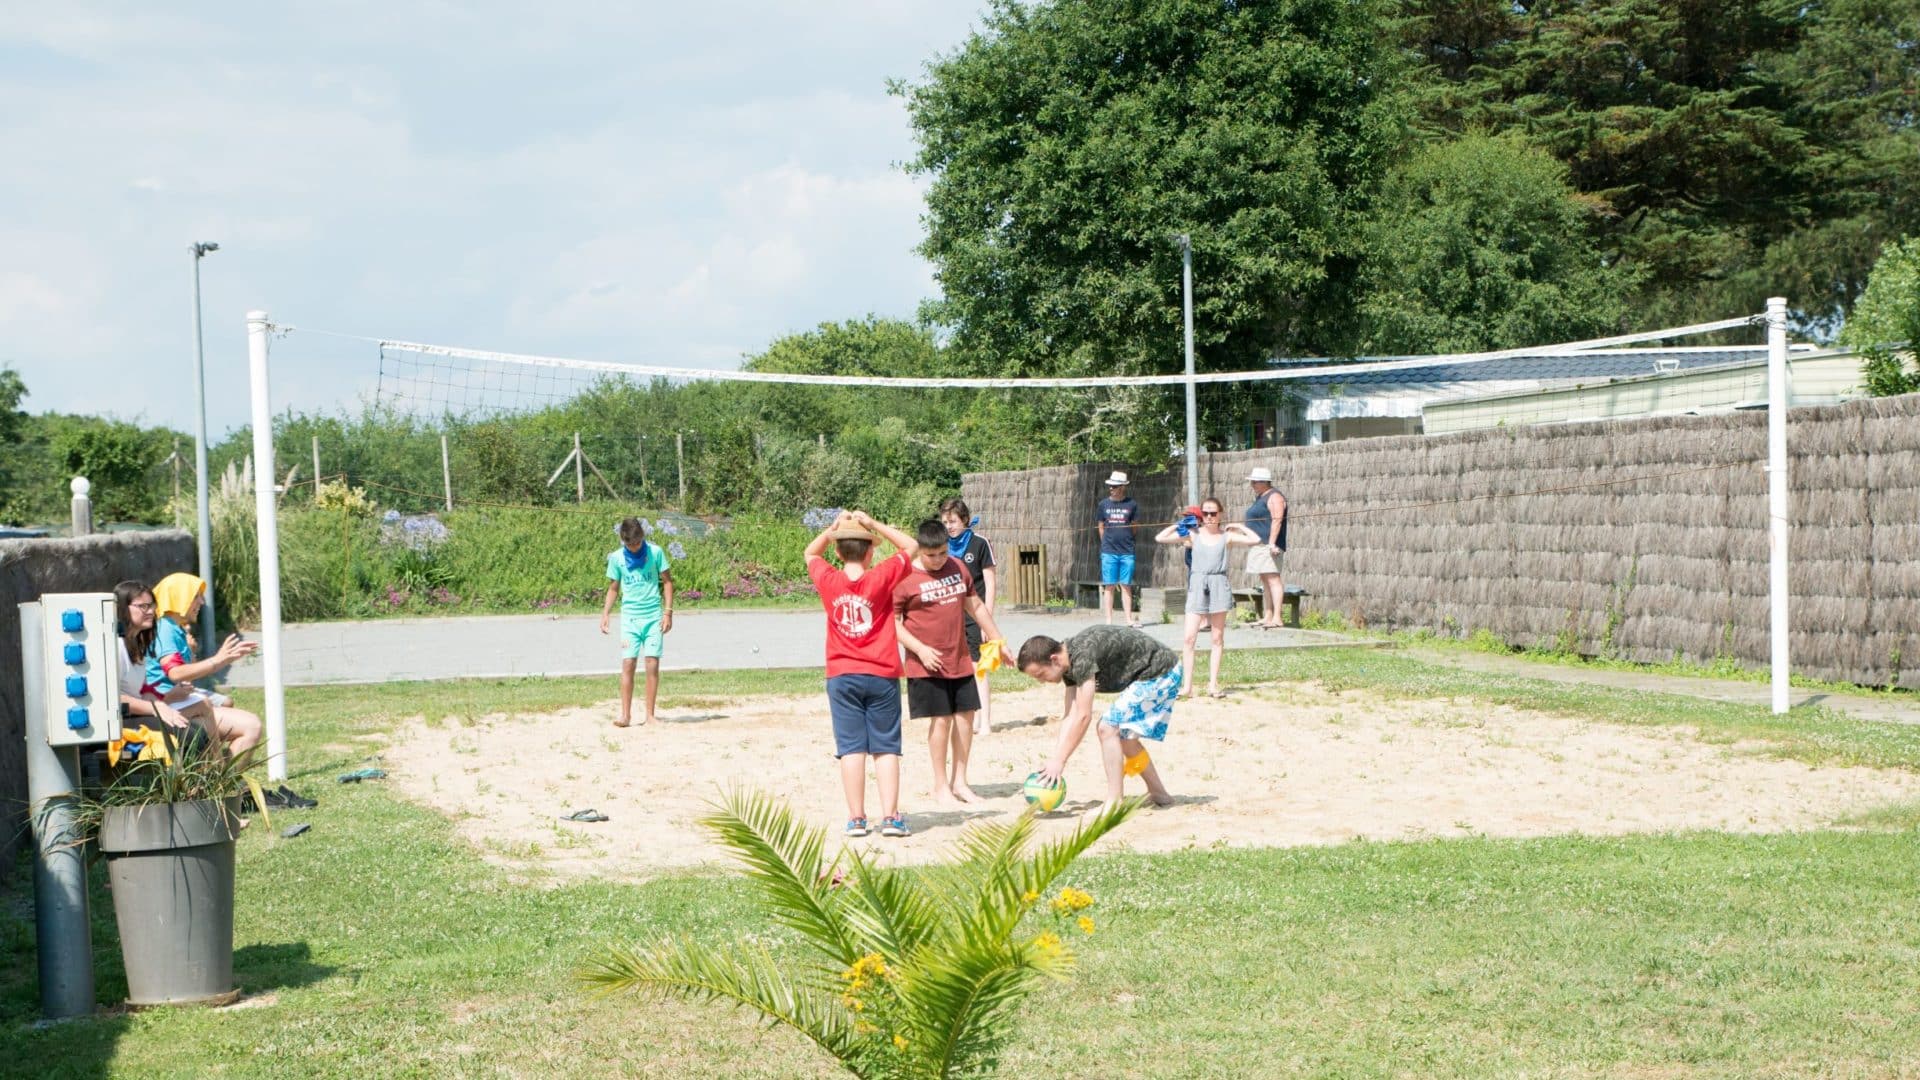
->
[1016, 625, 1178, 806]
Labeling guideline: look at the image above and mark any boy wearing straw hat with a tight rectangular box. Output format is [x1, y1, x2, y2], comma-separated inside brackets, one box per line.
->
[805, 510, 923, 839]
[1096, 472, 1142, 627]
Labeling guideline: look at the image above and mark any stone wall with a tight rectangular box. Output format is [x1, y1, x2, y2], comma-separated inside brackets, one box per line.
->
[1, 530, 196, 876]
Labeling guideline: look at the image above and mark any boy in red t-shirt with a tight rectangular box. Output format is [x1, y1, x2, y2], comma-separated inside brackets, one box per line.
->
[894, 519, 1006, 806]
[805, 509, 922, 839]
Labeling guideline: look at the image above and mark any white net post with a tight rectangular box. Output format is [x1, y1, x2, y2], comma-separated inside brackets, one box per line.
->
[1766, 296, 1791, 714]
[247, 310, 289, 780]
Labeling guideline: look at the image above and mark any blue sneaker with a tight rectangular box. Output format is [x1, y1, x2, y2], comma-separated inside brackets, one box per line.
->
[881, 815, 910, 838]
[845, 817, 870, 838]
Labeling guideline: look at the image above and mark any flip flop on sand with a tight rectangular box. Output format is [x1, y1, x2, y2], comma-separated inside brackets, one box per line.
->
[562, 809, 609, 822]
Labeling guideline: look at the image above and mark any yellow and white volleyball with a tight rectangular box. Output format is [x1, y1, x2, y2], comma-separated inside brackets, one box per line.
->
[1023, 772, 1066, 812]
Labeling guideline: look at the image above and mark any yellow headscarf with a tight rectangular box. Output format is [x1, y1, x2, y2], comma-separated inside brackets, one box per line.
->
[152, 573, 206, 625]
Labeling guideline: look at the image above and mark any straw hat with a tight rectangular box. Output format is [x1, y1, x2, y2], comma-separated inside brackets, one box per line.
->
[1105, 471, 1130, 486]
[1246, 467, 1274, 483]
[827, 519, 877, 541]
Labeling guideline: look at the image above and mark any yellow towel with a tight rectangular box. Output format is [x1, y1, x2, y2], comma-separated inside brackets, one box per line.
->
[152, 573, 206, 624]
[108, 726, 172, 766]
[974, 638, 1005, 678]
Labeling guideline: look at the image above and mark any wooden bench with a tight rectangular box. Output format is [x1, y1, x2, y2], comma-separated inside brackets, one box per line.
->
[1081, 581, 1308, 627]
[1240, 584, 1309, 628]
[1072, 580, 1141, 612]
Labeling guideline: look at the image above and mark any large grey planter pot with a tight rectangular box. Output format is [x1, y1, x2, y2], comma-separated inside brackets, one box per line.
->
[98, 799, 238, 1007]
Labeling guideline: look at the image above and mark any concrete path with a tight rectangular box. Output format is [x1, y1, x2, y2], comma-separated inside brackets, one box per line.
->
[1407, 647, 1920, 727]
[224, 609, 1361, 687]
[222, 609, 1917, 728]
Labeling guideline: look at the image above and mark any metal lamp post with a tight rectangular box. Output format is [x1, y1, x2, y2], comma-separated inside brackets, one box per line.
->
[191, 241, 219, 650]
[1178, 234, 1198, 506]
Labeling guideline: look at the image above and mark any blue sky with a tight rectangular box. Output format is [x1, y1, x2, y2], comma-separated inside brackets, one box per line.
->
[0, 3, 981, 436]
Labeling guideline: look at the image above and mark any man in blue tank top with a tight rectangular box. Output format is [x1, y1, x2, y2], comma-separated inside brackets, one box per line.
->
[1244, 467, 1289, 628]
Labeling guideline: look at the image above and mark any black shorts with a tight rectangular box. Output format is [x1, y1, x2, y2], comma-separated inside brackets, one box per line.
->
[963, 616, 983, 662]
[907, 675, 981, 719]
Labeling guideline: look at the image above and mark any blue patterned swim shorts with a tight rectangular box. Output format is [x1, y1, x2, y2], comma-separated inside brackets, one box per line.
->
[1099, 664, 1182, 742]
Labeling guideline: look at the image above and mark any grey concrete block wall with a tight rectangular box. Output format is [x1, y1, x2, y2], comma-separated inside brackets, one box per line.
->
[1, 530, 196, 877]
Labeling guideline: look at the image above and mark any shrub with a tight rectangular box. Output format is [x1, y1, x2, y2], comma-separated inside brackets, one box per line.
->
[581, 790, 1134, 1079]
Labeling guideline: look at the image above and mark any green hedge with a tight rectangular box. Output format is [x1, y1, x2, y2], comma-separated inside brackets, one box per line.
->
[213, 502, 818, 624]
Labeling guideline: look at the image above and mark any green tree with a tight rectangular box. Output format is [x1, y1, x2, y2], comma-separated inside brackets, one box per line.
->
[0, 367, 27, 522]
[1839, 236, 1920, 395]
[449, 417, 547, 504]
[55, 418, 163, 522]
[1397, 0, 1920, 326]
[1355, 134, 1635, 353]
[899, 0, 1406, 454]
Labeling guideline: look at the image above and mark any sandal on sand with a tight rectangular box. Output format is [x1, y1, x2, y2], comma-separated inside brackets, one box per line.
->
[1208, 689, 1227, 699]
[562, 809, 609, 822]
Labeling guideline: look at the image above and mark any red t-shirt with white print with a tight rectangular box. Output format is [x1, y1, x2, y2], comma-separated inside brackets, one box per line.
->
[892, 556, 974, 679]
[807, 551, 912, 679]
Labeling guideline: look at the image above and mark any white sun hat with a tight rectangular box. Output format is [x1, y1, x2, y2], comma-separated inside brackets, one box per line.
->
[1246, 467, 1274, 483]
[1105, 471, 1130, 486]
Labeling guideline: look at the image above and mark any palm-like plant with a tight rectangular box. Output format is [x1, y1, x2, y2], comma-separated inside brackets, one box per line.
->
[581, 790, 1136, 1079]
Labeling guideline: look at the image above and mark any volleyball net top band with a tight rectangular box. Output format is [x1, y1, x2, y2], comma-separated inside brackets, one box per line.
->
[286, 312, 1769, 391]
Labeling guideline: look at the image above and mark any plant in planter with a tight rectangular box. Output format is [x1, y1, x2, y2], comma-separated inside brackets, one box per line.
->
[581, 789, 1135, 1079]
[76, 729, 270, 1007]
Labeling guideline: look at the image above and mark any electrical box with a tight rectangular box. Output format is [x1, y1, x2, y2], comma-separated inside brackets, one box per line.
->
[36, 593, 121, 748]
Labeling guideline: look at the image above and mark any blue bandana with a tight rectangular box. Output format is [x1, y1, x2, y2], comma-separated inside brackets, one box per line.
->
[622, 543, 648, 570]
[946, 514, 981, 558]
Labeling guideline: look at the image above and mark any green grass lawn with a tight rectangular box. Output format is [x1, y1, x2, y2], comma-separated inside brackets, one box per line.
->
[6, 652, 1920, 1078]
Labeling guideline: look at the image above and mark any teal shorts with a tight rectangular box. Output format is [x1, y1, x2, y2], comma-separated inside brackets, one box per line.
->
[621, 615, 664, 660]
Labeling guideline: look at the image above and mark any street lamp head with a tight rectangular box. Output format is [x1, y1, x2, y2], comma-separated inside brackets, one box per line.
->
[192, 241, 220, 257]
[1173, 232, 1191, 251]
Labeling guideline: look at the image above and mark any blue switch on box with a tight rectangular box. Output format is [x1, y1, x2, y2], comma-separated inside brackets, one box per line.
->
[65, 674, 88, 698]
[60, 609, 84, 632]
[63, 642, 86, 664]
[67, 707, 90, 731]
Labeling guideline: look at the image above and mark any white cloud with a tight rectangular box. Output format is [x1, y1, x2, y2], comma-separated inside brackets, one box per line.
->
[0, 2, 980, 431]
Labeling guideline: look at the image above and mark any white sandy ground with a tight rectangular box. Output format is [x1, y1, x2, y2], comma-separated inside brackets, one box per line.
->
[372, 682, 1920, 882]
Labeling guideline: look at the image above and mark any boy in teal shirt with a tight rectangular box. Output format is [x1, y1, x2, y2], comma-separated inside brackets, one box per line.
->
[600, 517, 675, 727]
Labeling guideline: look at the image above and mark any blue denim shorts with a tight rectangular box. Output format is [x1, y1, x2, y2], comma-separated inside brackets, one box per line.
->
[826, 674, 902, 758]
[1100, 552, 1136, 585]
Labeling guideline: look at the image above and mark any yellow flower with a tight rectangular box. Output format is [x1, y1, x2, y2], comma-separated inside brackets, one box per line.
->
[1077, 915, 1095, 936]
[842, 952, 888, 991]
[1032, 931, 1064, 956]
[1050, 886, 1094, 915]
[893, 1034, 909, 1051]
[843, 996, 865, 1012]
[855, 1020, 878, 1035]
[1021, 890, 1039, 905]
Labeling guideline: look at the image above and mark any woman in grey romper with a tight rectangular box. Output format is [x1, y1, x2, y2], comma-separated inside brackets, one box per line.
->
[1156, 498, 1263, 698]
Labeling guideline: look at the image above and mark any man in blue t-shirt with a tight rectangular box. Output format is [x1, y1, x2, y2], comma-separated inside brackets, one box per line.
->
[1096, 471, 1141, 627]
[599, 517, 675, 727]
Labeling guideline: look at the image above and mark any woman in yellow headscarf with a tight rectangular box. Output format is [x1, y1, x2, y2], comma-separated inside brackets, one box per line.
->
[144, 572, 264, 761]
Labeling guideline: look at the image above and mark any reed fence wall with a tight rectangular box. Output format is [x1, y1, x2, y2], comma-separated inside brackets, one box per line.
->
[962, 394, 1919, 690]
